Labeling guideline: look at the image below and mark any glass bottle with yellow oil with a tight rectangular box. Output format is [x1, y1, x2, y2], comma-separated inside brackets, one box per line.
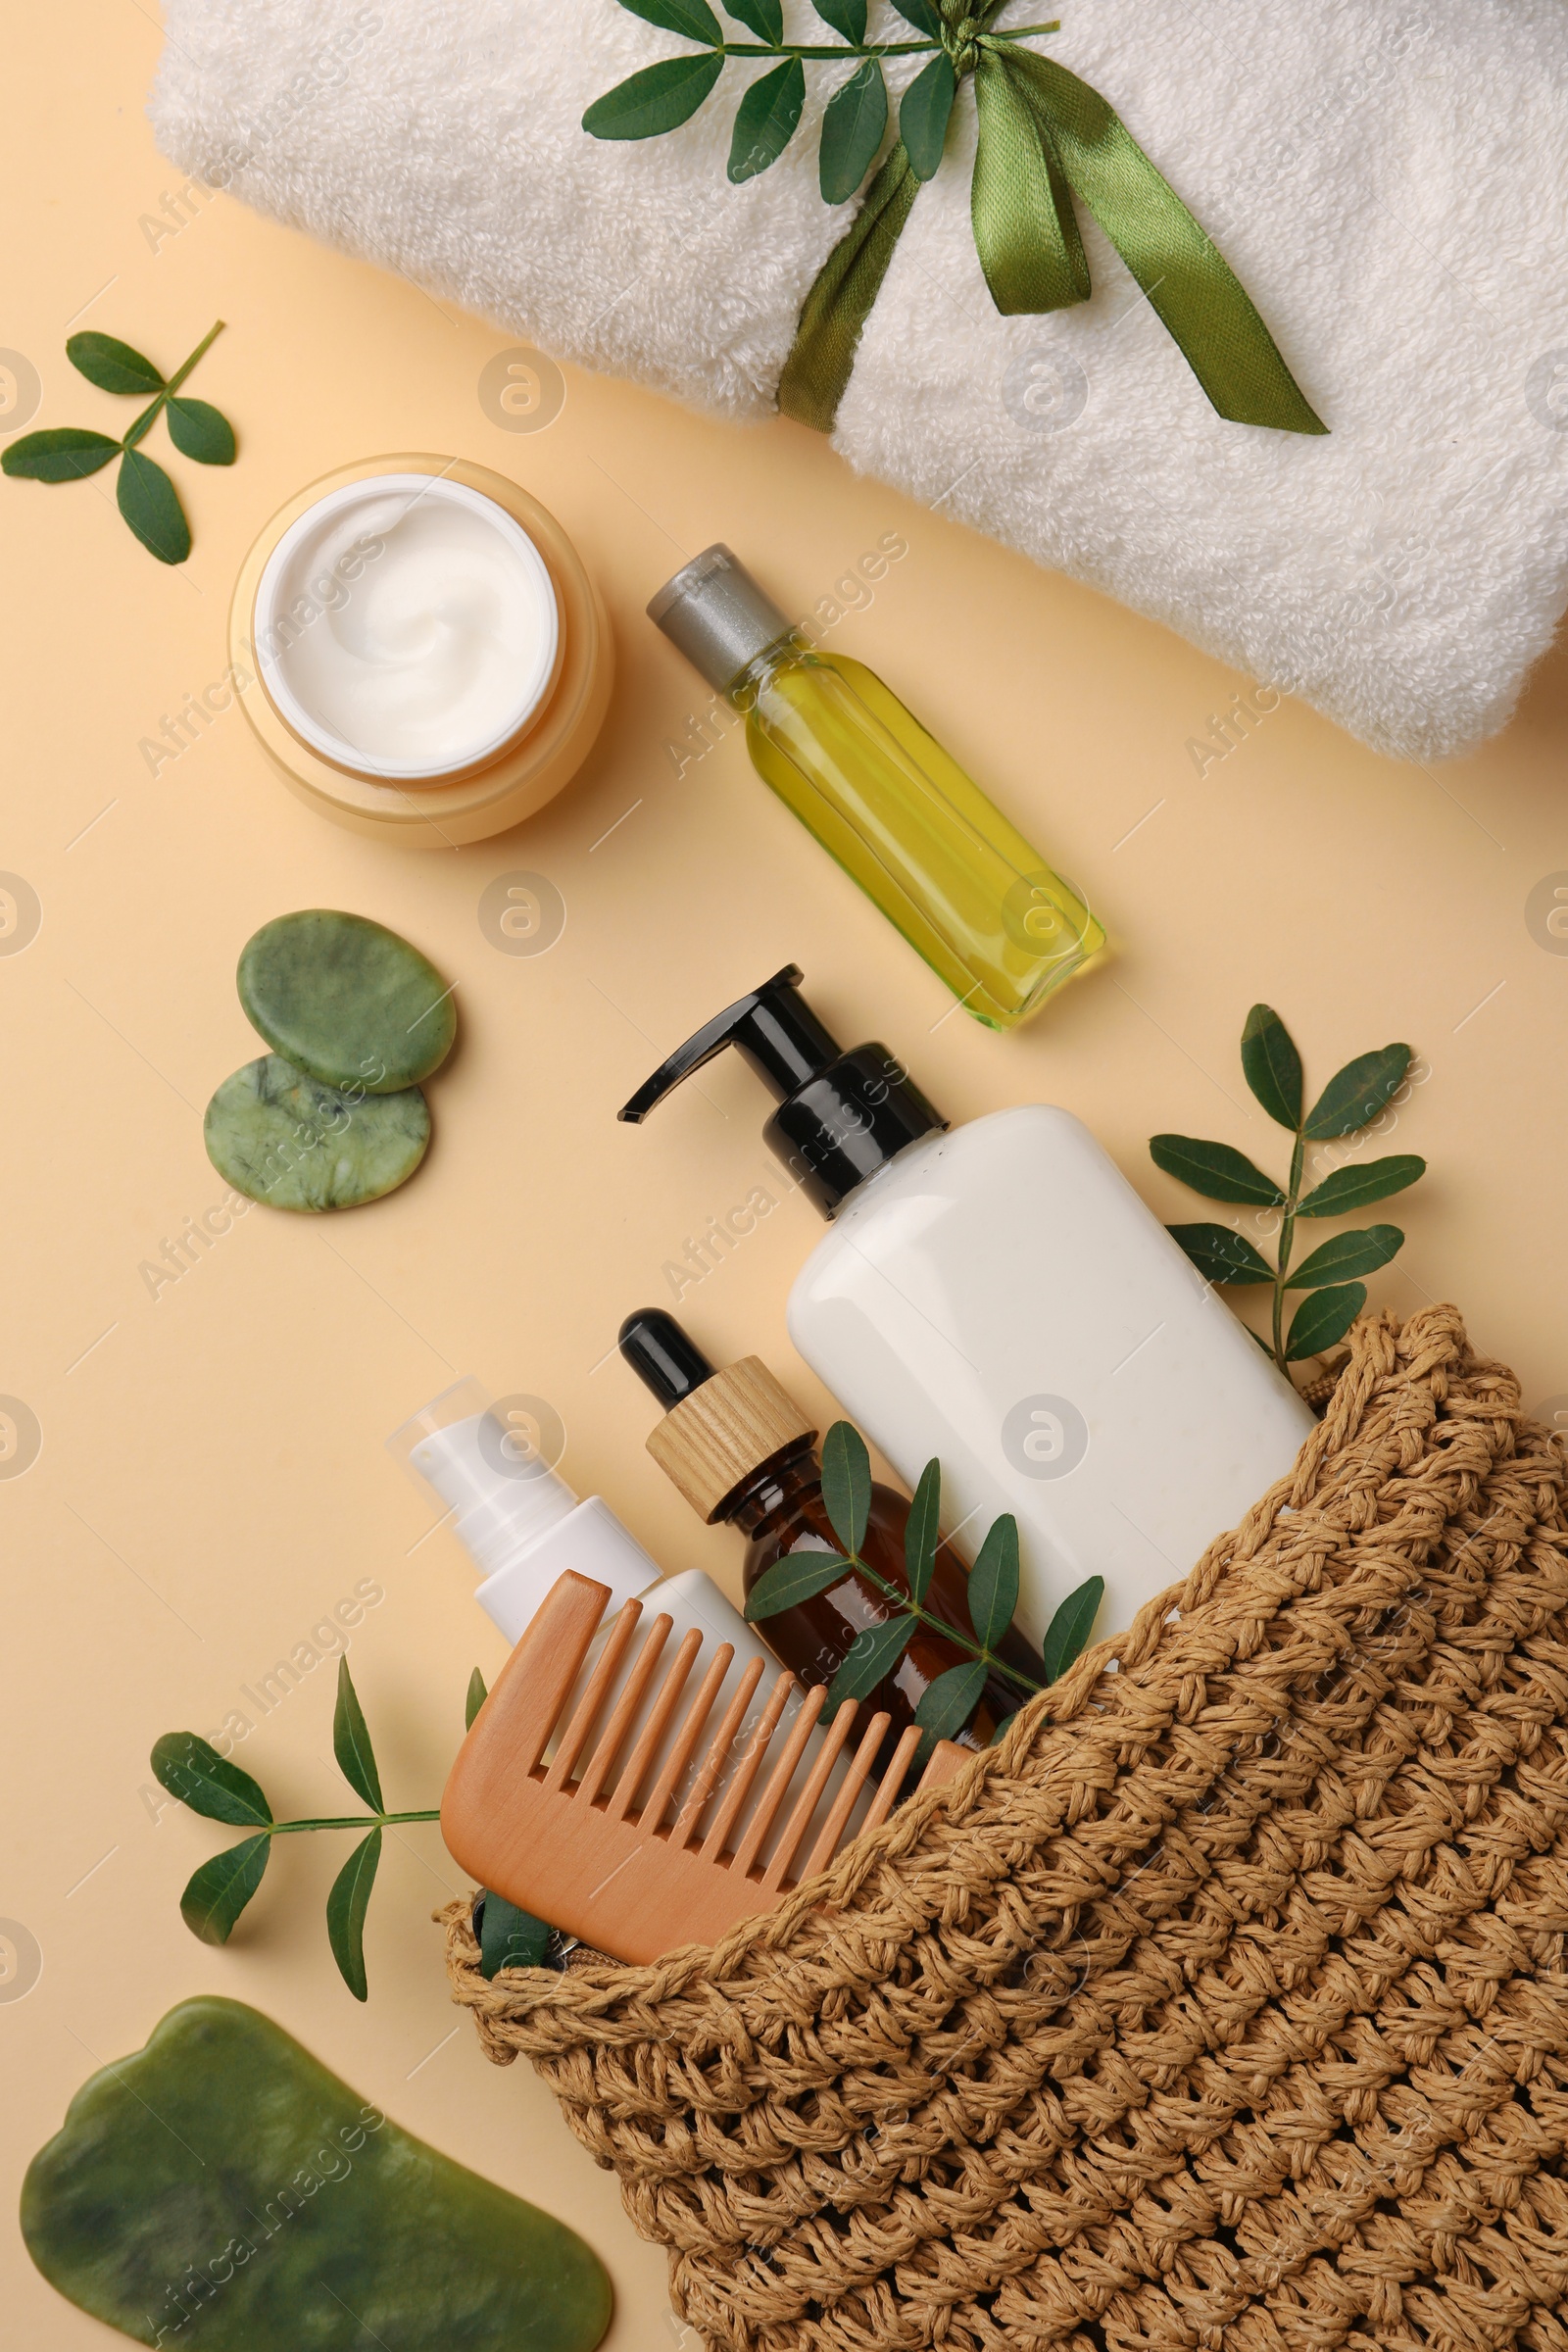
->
[647, 545, 1103, 1031]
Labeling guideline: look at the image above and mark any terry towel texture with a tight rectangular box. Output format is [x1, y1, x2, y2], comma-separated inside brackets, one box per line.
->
[152, 2, 1568, 762]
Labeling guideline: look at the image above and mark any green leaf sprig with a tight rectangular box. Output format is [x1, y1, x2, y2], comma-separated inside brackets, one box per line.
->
[160, 1459, 1105, 1982]
[2, 319, 234, 564]
[584, 0, 1057, 203]
[744, 1420, 1103, 1758]
[1152, 1004, 1426, 1377]
[151, 1657, 527, 2001]
[582, 0, 1324, 443]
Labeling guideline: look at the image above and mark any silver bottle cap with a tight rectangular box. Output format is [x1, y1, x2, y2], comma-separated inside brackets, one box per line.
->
[647, 545, 793, 694]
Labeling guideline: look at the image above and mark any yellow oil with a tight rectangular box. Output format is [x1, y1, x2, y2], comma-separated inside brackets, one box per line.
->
[739, 643, 1104, 1029]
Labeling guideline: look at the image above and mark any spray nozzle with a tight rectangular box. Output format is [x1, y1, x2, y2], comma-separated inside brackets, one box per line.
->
[617, 966, 946, 1219]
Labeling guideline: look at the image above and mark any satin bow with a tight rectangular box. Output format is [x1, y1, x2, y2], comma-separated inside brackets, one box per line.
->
[778, 2, 1326, 438]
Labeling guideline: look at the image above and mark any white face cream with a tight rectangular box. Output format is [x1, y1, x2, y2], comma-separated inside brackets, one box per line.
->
[253, 474, 561, 781]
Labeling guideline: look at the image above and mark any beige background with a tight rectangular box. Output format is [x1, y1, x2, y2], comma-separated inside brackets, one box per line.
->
[5, 6, 1568, 2346]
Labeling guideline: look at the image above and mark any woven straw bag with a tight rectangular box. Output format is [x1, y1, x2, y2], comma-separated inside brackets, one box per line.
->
[444, 1306, 1568, 2352]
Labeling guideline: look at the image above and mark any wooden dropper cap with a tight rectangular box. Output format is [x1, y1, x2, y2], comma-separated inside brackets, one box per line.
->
[619, 1310, 817, 1524]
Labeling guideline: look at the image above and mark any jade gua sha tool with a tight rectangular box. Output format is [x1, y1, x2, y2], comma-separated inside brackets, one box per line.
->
[204, 908, 457, 1210]
[23, 1996, 612, 2352]
[442, 1569, 968, 1965]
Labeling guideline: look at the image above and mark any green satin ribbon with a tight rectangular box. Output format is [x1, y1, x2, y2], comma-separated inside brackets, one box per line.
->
[778, 7, 1326, 439]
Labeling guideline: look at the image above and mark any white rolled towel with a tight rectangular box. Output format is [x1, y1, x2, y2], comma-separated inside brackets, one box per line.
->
[151, 0, 1568, 761]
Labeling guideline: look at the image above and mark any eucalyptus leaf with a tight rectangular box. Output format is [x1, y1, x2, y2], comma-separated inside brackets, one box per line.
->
[967, 1514, 1020, 1650]
[1296, 1155, 1425, 1217]
[811, 0, 866, 36]
[729, 56, 806, 180]
[66, 330, 164, 394]
[1168, 1223, 1274, 1286]
[117, 449, 190, 564]
[166, 396, 235, 465]
[1150, 1004, 1429, 1380]
[1240, 1004, 1302, 1131]
[744, 1547, 856, 1620]
[889, 0, 943, 34]
[903, 1457, 942, 1603]
[899, 51, 956, 182]
[826, 1612, 915, 1709]
[583, 52, 725, 139]
[1302, 1043, 1412, 1140]
[821, 1420, 871, 1555]
[617, 0, 723, 39]
[151, 1732, 272, 1829]
[179, 1835, 270, 1945]
[988, 1709, 1018, 1746]
[723, 0, 783, 38]
[1284, 1282, 1366, 1362]
[911, 1658, 988, 1756]
[333, 1656, 383, 1812]
[1, 428, 120, 482]
[477, 1891, 552, 1979]
[1286, 1224, 1403, 1288]
[326, 1827, 382, 2001]
[819, 59, 887, 203]
[1150, 1134, 1285, 1207]
[466, 1667, 488, 1731]
[1041, 1575, 1103, 1684]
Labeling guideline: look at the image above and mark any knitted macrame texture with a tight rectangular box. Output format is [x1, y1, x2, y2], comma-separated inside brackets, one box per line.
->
[444, 1306, 1568, 2352]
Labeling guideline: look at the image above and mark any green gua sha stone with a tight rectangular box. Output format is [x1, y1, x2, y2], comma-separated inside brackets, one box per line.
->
[238, 909, 457, 1094]
[22, 1996, 613, 2352]
[205, 1054, 429, 1211]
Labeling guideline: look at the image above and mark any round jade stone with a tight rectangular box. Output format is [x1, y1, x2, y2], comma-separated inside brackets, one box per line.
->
[205, 1055, 429, 1211]
[237, 909, 456, 1094]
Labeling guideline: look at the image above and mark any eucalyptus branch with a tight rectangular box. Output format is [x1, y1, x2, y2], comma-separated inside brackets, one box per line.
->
[834, 1546, 1048, 1695]
[1153, 1005, 1428, 1380]
[1268, 1130, 1302, 1365]
[2, 318, 235, 564]
[708, 24, 1056, 56]
[713, 38, 935, 54]
[745, 1421, 1103, 1753]
[268, 1810, 443, 1835]
[122, 318, 227, 452]
[150, 1658, 491, 2001]
[583, 1, 1062, 204]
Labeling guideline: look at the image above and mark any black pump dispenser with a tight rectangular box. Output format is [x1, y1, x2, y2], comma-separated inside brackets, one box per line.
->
[617, 965, 947, 1217]
[617, 1309, 716, 1408]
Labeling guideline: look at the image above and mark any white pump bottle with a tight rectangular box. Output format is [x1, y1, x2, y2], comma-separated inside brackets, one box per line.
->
[620, 968, 1314, 1651]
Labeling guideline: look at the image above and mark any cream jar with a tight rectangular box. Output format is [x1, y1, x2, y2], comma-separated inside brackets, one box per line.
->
[229, 455, 612, 846]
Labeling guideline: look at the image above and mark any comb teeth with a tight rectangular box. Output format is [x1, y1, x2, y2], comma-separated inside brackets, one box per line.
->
[441, 1569, 972, 1966]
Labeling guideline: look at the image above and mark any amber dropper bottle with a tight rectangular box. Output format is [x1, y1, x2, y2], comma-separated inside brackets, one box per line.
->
[617, 1309, 1045, 1765]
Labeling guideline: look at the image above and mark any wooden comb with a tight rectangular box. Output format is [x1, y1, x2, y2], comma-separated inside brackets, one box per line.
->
[442, 1569, 967, 1965]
